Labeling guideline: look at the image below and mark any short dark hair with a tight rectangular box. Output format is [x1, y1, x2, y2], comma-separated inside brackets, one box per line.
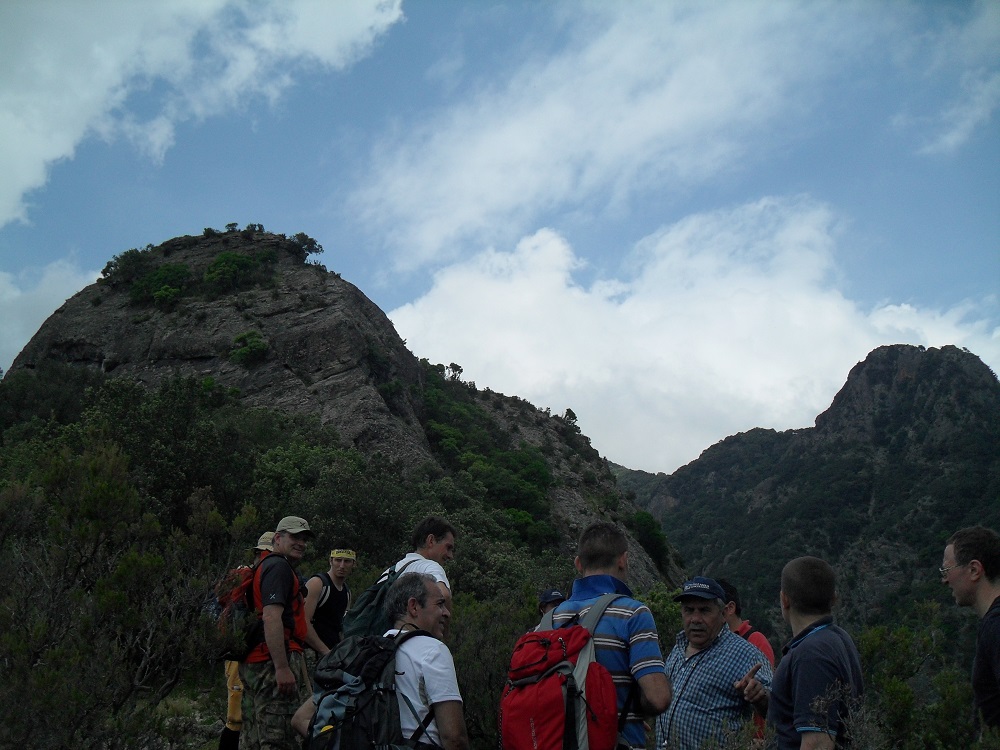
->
[410, 517, 456, 551]
[384, 572, 436, 623]
[577, 522, 627, 571]
[781, 556, 836, 616]
[949, 526, 1000, 581]
[717, 578, 742, 616]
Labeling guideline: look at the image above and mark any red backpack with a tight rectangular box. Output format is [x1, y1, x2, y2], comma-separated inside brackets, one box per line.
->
[499, 593, 628, 750]
[213, 555, 267, 661]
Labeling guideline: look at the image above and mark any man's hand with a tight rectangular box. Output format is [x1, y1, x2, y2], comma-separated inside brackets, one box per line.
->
[275, 664, 297, 695]
[733, 663, 768, 716]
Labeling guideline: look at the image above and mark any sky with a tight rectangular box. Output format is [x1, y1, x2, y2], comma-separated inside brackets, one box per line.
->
[1, 0, 998, 474]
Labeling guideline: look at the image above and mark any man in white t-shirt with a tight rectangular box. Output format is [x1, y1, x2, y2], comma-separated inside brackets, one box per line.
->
[382, 572, 468, 750]
[290, 571, 468, 748]
[391, 517, 456, 610]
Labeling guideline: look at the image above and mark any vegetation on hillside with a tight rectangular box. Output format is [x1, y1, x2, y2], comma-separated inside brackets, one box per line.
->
[3, 344, 998, 746]
[98, 224, 323, 311]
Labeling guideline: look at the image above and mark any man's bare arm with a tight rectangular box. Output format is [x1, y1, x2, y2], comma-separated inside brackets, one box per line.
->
[636, 672, 672, 715]
[799, 731, 835, 750]
[432, 700, 469, 750]
[262, 604, 296, 694]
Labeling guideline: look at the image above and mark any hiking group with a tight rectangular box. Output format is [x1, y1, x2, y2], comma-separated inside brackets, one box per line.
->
[216, 516, 1000, 750]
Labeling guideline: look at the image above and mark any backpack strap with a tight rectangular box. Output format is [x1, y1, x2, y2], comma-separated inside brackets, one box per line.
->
[391, 629, 437, 745]
[311, 572, 333, 609]
[578, 592, 624, 634]
[740, 626, 755, 641]
[537, 591, 622, 631]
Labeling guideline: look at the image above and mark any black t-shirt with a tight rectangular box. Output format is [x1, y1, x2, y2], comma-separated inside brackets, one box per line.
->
[309, 572, 351, 648]
[974, 596, 1000, 729]
[257, 555, 297, 633]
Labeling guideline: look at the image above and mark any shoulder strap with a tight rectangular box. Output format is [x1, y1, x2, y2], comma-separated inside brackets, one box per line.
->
[539, 592, 623, 632]
[579, 593, 624, 633]
[313, 572, 333, 608]
[389, 628, 438, 745]
[396, 558, 418, 576]
[740, 626, 755, 641]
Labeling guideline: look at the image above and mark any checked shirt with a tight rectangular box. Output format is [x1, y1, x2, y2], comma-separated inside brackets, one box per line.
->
[656, 625, 773, 750]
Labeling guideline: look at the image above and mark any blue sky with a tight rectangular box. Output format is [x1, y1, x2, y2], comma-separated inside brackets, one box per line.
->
[1, 0, 997, 473]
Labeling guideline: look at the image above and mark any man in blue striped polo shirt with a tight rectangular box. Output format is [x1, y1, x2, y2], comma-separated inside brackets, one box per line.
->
[551, 522, 672, 749]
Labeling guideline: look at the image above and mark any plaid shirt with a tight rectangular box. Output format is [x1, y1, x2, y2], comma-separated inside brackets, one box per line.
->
[656, 625, 773, 750]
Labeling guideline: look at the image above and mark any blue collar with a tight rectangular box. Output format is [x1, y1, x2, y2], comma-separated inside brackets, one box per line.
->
[783, 615, 834, 655]
[569, 574, 633, 599]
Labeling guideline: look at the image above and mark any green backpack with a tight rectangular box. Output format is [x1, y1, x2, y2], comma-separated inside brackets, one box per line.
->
[341, 559, 417, 639]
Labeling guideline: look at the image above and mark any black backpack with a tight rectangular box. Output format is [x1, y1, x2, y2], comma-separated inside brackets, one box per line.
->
[306, 629, 435, 750]
[341, 559, 417, 639]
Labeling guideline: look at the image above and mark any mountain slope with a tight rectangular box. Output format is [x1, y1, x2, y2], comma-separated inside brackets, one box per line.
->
[617, 344, 1000, 632]
[8, 227, 681, 590]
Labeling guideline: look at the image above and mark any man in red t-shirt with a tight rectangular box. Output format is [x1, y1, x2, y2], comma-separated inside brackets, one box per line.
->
[719, 578, 775, 738]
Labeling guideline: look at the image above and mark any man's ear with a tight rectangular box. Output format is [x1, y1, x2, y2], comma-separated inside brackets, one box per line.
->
[617, 550, 629, 574]
[724, 600, 737, 616]
[574, 555, 584, 574]
[969, 559, 984, 582]
[423, 533, 436, 550]
[779, 590, 790, 611]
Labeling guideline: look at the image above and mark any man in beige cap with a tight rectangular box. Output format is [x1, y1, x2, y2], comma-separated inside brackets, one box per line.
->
[219, 532, 273, 750]
[241, 516, 327, 750]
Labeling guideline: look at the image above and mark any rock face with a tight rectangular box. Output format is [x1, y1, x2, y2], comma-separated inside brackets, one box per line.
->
[11, 231, 435, 468]
[617, 344, 1000, 632]
[9, 229, 679, 591]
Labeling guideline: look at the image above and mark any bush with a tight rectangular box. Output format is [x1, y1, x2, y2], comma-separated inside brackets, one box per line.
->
[230, 331, 268, 366]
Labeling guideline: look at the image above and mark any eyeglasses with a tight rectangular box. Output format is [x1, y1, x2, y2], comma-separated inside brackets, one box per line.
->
[939, 562, 966, 576]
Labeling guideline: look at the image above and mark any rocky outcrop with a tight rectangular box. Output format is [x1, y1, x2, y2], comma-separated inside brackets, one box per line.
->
[10, 231, 435, 468]
[9, 228, 680, 591]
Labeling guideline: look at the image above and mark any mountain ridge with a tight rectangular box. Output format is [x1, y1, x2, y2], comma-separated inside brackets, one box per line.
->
[615, 343, 1000, 636]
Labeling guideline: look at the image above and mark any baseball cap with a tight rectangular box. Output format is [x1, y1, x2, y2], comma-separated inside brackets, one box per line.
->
[275, 516, 315, 538]
[673, 576, 725, 602]
[538, 588, 566, 607]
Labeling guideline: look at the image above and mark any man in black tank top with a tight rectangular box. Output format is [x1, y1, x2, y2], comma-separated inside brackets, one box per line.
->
[305, 547, 356, 651]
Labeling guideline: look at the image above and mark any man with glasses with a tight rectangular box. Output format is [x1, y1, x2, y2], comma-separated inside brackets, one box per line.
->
[942, 526, 1000, 732]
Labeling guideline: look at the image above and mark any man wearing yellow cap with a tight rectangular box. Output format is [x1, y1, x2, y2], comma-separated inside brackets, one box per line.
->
[304, 546, 356, 651]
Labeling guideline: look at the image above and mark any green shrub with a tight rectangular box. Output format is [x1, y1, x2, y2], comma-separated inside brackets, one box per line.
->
[229, 331, 268, 366]
[129, 263, 191, 306]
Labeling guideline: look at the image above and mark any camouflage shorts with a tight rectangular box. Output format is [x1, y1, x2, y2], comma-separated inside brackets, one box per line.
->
[239, 652, 311, 750]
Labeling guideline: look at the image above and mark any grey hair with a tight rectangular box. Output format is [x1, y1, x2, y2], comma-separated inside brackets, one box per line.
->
[384, 572, 437, 624]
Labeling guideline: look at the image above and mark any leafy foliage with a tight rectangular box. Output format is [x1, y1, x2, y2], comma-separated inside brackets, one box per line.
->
[203, 250, 277, 296]
[229, 330, 269, 366]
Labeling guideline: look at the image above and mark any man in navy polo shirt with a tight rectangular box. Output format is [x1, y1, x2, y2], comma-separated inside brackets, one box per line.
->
[550, 522, 672, 749]
[767, 556, 863, 749]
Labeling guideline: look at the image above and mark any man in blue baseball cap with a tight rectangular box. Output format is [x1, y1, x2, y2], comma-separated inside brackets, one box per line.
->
[537, 588, 566, 616]
[656, 576, 773, 750]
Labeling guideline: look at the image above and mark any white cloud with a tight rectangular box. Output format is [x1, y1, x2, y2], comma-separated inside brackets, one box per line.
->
[0, 0, 403, 226]
[349, 0, 884, 271]
[390, 198, 1000, 473]
[905, 0, 1000, 154]
[0, 261, 100, 375]
[919, 69, 1000, 155]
